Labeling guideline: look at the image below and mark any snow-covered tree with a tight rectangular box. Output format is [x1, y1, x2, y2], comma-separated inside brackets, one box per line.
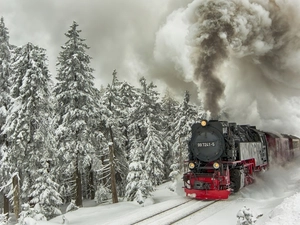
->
[129, 77, 166, 187]
[0, 16, 12, 217]
[87, 122, 107, 200]
[160, 90, 179, 179]
[94, 184, 110, 204]
[125, 136, 153, 204]
[17, 203, 46, 225]
[144, 117, 165, 186]
[236, 206, 257, 225]
[54, 21, 102, 207]
[117, 78, 139, 151]
[170, 91, 199, 178]
[101, 70, 129, 197]
[2, 42, 58, 218]
[0, 17, 10, 129]
[0, 213, 9, 225]
[29, 158, 62, 219]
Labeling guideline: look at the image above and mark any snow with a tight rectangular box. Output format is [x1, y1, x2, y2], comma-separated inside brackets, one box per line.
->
[9, 153, 300, 225]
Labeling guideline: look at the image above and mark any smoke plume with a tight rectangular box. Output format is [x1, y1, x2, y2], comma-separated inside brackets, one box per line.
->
[154, 0, 300, 134]
[186, 0, 277, 118]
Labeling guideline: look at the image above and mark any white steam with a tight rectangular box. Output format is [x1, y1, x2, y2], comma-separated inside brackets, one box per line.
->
[154, 0, 300, 135]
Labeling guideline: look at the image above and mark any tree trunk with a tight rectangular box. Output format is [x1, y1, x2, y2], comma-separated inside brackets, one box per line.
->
[179, 137, 183, 172]
[3, 193, 9, 219]
[12, 175, 20, 219]
[100, 155, 107, 185]
[109, 143, 118, 203]
[89, 165, 95, 200]
[75, 153, 83, 207]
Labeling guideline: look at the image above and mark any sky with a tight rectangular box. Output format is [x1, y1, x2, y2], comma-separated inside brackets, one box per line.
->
[1, 0, 300, 136]
[0, 0, 196, 96]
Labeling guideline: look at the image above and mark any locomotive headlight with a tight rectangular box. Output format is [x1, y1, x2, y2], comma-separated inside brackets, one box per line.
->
[188, 162, 195, 169]
[200, 120, 207, 127]
[213, 162, 220, 170]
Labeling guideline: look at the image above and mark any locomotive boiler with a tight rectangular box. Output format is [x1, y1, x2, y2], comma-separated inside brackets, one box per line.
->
[183, 119, 296, 200]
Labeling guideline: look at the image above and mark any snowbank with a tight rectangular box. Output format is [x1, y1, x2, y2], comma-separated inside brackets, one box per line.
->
[265, 192, 300, 225]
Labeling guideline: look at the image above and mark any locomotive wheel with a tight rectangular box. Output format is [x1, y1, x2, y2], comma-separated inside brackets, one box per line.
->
[230, 169, 241, 192]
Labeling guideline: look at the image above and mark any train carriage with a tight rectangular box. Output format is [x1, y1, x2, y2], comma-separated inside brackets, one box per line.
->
[290, 135, 300, 154]
[265, 133, 292, 164]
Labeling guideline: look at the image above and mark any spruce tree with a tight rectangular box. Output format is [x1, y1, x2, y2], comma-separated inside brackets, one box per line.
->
[130, 77, 165, 187]
[125, 136, 153, 204]
[170, 91, 198, 177]
[29, 160, 62, 219]
[0, 16, 11, 219]
[0, 17, 10, 125]
[161, 90, 179, 179]
[101, 70, 134, 197]
[54, 21, 101, 207]
[144, 117, 164, 186]
[2, 42, 59, 218]
[28, 116, 62, 219]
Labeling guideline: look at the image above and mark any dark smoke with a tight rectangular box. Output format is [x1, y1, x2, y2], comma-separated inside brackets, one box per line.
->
[187, 1, 235, 118]
[155, 0, 300, 134]
[186, 0, 278, 118]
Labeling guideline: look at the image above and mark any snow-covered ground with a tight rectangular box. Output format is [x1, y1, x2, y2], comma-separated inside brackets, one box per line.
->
[8, 153, 300, 225]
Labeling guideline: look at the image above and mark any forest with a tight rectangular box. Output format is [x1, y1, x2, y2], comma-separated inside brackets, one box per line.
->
[0, 17, 206, 222]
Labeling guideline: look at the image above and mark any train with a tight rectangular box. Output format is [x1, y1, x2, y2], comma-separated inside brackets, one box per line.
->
[183, 119, 300, 200]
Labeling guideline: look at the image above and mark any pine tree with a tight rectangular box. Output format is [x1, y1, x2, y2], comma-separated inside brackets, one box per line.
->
[54, 21, 102, 207]
[161, 90, 179, 179]
[101, 70, 128, 197]
[100, 70, 140, 198]
[29, 160, 62, 219]
[28, 116, 62, 219]
[130, 77, 165, 187]
[0, 16, 11, 218]
[2, 42, 58, 218]
[0, 17, 10, 126]
[130, 77, 163, 140]
[118, 79, 138, 151]
[170, 91, 199, 177]
[144, 117, 164, 186]
[125, 136, 153, 204]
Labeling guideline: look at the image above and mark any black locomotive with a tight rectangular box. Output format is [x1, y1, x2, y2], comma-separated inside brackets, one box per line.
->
[183, 120, 298, 200]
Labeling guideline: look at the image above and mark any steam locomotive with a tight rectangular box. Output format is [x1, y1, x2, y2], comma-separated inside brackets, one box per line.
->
[183, 120, 299, 200]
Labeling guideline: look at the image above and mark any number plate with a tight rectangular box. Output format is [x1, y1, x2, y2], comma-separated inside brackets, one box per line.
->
[197, 142, 216, 147]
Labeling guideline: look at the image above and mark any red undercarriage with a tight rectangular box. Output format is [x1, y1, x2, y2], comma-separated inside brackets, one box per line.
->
[185, 187, 231, 200]
[183, 160, 268, 200]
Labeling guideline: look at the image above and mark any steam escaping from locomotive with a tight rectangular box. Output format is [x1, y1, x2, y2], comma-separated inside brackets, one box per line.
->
[155, 0, 300, 134]
[186, 0, 275, 118]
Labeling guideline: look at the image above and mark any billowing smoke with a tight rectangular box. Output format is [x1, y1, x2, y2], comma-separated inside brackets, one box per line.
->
[187, 1, 231, 118]
[154, 0, 300, 134]
[186, 0, 277, 118]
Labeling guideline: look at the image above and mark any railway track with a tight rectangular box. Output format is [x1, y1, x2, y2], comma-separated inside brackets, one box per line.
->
[173, 197, 236, 224]
[104, 198, 194, 225]
[133, 200, 218, 225]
